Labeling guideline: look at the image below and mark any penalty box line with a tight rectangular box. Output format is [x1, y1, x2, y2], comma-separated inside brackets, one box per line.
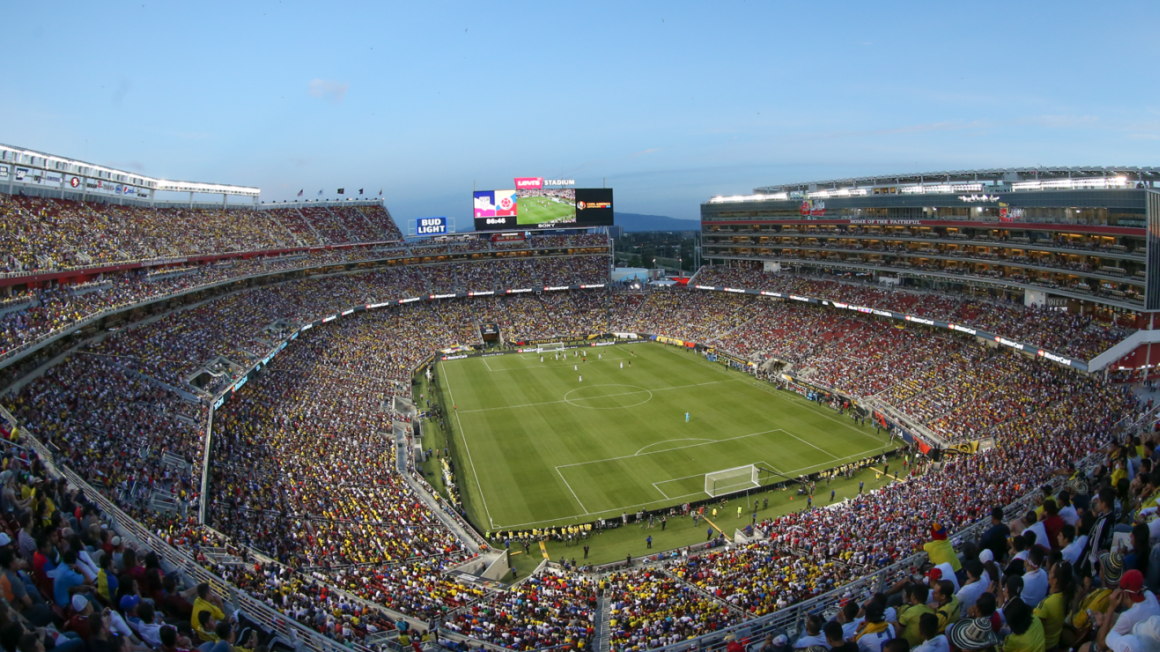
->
[494, 443, 881, 531]
[556, 428, 790, 470]
[456, 378, 742, 414]
[481, 347, 633, 372]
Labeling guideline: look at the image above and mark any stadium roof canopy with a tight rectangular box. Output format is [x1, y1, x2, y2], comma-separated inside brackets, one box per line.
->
[0, 142, 260, 197]
[754, 166, 1160, 194]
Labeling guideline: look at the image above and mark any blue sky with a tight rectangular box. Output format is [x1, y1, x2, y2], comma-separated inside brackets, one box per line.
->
[3, 1, 1158, 223]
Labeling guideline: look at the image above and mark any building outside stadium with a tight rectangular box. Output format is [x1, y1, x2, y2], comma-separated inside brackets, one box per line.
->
[701, 167, 1160, 373]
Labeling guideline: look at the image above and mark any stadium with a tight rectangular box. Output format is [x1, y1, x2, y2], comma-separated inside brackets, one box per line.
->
[0, 135, 1157, 652]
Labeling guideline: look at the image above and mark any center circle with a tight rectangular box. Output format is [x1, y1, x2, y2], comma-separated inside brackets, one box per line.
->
[563, 384, 654, 410]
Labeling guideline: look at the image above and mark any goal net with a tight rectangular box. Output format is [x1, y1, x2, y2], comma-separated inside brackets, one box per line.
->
[704, 465, 760, 498]
[538, 342, 565, 353]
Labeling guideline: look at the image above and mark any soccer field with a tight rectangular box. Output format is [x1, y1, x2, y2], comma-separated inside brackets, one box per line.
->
[436, 343, 895, 532]
[517, 195, 575, 226]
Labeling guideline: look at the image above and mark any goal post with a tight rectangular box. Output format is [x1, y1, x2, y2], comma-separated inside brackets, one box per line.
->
[704, 464, 760, 498]
[538, 342, 565, 353]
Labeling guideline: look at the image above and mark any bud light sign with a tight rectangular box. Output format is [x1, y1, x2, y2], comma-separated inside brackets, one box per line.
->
[416, 217, 448, 236]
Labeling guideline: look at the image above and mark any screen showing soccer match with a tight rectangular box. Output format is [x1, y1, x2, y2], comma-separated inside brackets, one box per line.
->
[472, 178, 614, 231]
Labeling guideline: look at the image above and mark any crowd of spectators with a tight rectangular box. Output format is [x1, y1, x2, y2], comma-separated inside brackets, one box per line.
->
[205, 311, 466, 567]
[8, 354, 203, 503]
[1, 253, 1155, 652]
[0, 198, 404, 273]
[695, 265, 1131, 360]
[605, 567, 735, 650]
[440, 570, 596, 650]
[321, 556, 484, 624]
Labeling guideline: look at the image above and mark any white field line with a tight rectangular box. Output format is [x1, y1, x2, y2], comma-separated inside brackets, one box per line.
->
[442, 363, 496, 529]
[741, 376, 891, 445]
[481, 347, 632, 372]
[635, 438, 715, 456]
[492, 444, 889, 529]
[782, 430, 839, 460]
[557, 428, 786, 468]
[456, 379, 741, 414]
[557, 468, 590, 514]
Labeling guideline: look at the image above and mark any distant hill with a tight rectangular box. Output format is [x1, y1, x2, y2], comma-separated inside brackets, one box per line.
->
[614, 212, 700, 232]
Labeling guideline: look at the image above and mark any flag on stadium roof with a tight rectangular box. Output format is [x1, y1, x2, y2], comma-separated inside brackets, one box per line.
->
[297, 189, 303, 197]
[338, 188, 345, 194]
[317, 189, 322, 196]
[378, 188, 382, 196]
[359, 188, 363, 195]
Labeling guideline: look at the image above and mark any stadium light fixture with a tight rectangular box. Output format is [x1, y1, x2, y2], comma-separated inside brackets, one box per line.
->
[899, 183, 983, 194]
[1011, 176, 1128, 191]
[708, 192, 789, 203]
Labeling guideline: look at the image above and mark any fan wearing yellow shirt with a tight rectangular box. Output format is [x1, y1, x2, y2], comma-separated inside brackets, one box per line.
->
[932, 580, 961, 634]
[923, 523, 962, 573]
[1002, 599, 1046, 652]
[1033, 562, 1074, 651]
[894, 584, 937, 647]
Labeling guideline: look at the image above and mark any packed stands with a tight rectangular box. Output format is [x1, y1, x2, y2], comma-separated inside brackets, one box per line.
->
[0, 198, 406, 278]
[205, 309, 469, 566]
[605, 567, 735, 650]
[441, 571, 597, 649]
[0, 242, 1152, 652]
[0, 243, 609, 361]
[695, 265, 1131, 360]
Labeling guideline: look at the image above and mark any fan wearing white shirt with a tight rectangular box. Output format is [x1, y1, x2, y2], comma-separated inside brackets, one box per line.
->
[1105, 615, 1160, 652]
[835, 601, 863, 641]
[795, 614, 831, 650]
[956, 560, 989, 617]
[1088, 571, 1160, 652]
[854, 603, 896, 652]
[1059, 522, 1088, 567]
[1022, 514, 1049, 555]
[1057, 492, 1079, 526]
[1113, 571, 1160, 636]
[1020, 547, 1050, 607]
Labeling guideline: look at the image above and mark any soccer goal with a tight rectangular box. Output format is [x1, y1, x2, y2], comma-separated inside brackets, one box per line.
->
[704, 464, 761, 498]
[538, 342, 565, 353]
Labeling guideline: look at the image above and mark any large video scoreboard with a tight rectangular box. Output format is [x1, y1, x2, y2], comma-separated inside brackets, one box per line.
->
[473, 177, 613, 231]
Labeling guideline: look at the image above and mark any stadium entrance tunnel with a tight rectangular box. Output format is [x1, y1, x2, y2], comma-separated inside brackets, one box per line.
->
[563, 383, 654, 409]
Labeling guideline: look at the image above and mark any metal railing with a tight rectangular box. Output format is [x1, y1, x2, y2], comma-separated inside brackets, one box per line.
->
[17, 428, 376, 652]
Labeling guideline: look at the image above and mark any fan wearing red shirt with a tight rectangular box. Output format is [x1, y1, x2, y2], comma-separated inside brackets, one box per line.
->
[1041, 499, 1065, 551]
[31, 537, 56, 602]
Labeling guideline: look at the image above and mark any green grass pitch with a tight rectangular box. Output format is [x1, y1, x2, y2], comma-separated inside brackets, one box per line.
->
[437, 343, 895, 533]
[517, 195, 575, 226]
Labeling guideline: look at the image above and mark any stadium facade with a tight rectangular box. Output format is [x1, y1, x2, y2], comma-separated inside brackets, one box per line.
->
[700, 167, 1160, 372]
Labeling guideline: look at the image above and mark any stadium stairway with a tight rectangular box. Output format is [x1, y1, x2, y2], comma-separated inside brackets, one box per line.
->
[198, 545, 248, 567]
[595, 595, 611, 652]
[862, 398, 946, 446]
[293, 206, 327, 245]
[113, 358, 209, 403]
[660, 567, 750, 620]
[392, 424, 483, 553]
[146, 488, 181, 514]
[710, 314, 757, 343]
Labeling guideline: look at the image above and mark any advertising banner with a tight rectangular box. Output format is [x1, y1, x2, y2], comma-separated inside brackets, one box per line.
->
[415, 217, 448, 236]
[514, 177, 543, 190]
